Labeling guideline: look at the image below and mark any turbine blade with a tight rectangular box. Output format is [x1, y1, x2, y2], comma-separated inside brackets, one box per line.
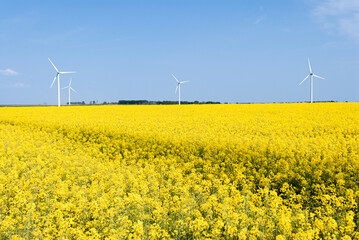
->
[62, 86, 69, 90]
[172, 74, 180, 83]
[60, 71, 76, 74]
[308, 58, 312, 73]
[70, 87, 77, 93]
[313, 74, 325, 79]
[299, 75, 310, 86]
[69, 78, 72, 86]
[50, 75, 57, 88]
[48, 58, 59, 72]
[180, 81, 190, 84]
[175, 85, 178, 94]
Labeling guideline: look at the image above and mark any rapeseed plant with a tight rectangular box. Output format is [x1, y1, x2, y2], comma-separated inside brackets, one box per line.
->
[0, 103, 358, 239]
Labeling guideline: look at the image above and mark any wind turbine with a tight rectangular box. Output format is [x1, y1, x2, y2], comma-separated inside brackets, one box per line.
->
[299, 58, 324, 103]
[49, 58, 76, 107]
[62, 78, 77, 105]
[172, 74, 189, 105]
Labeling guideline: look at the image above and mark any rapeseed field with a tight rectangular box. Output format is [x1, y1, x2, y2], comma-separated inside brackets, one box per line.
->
[0, 103, 358, 239]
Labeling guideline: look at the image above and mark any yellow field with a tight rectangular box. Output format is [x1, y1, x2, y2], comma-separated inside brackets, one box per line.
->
[0, 103, 358, 239]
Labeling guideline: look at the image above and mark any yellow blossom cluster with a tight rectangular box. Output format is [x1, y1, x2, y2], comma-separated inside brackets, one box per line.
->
[0, 103, 358, 239]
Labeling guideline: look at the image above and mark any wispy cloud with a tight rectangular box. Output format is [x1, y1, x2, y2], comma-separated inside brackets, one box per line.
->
[255, 16, 265, 25]
[254, 5, 265, 25]
[10, 82, 29, 88]
[0, 81, 29, 88]
[0, 68, 19, 76]
[313, 0, 359, 42]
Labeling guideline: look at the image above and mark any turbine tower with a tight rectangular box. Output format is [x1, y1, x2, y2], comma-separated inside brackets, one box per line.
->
[172, 74, 189, 105]
[299, 58, 324, 103]
[49, 58, 76, 107]
[62, 78, 77, 105]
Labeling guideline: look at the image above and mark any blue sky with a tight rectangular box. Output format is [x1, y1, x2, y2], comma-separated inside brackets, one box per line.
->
[0, 0, 358, 104]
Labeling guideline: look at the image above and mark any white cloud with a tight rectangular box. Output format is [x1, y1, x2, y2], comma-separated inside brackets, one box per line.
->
[254, 5, 265, 25]
[0, 81, 29, 88]
[0, 68, 19, 76]
[11, 82, 29, 88]
[313, 0, 359, 42]
[255, 16, 265, 25]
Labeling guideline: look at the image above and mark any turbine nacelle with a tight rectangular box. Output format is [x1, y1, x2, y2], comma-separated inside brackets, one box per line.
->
[299, 58, 325, 103]
[299, 58, 325, 86]
[62, 78, 77, 105]
[172, 74, 190, 105]
[49, 58, 76, 107]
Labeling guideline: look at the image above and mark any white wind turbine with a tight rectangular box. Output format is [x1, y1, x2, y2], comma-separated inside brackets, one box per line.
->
[62, 78, 77, 105]
[299, 58, 324, 103]
[172, 74, 189, 105]
[49, 58, 76, 107]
